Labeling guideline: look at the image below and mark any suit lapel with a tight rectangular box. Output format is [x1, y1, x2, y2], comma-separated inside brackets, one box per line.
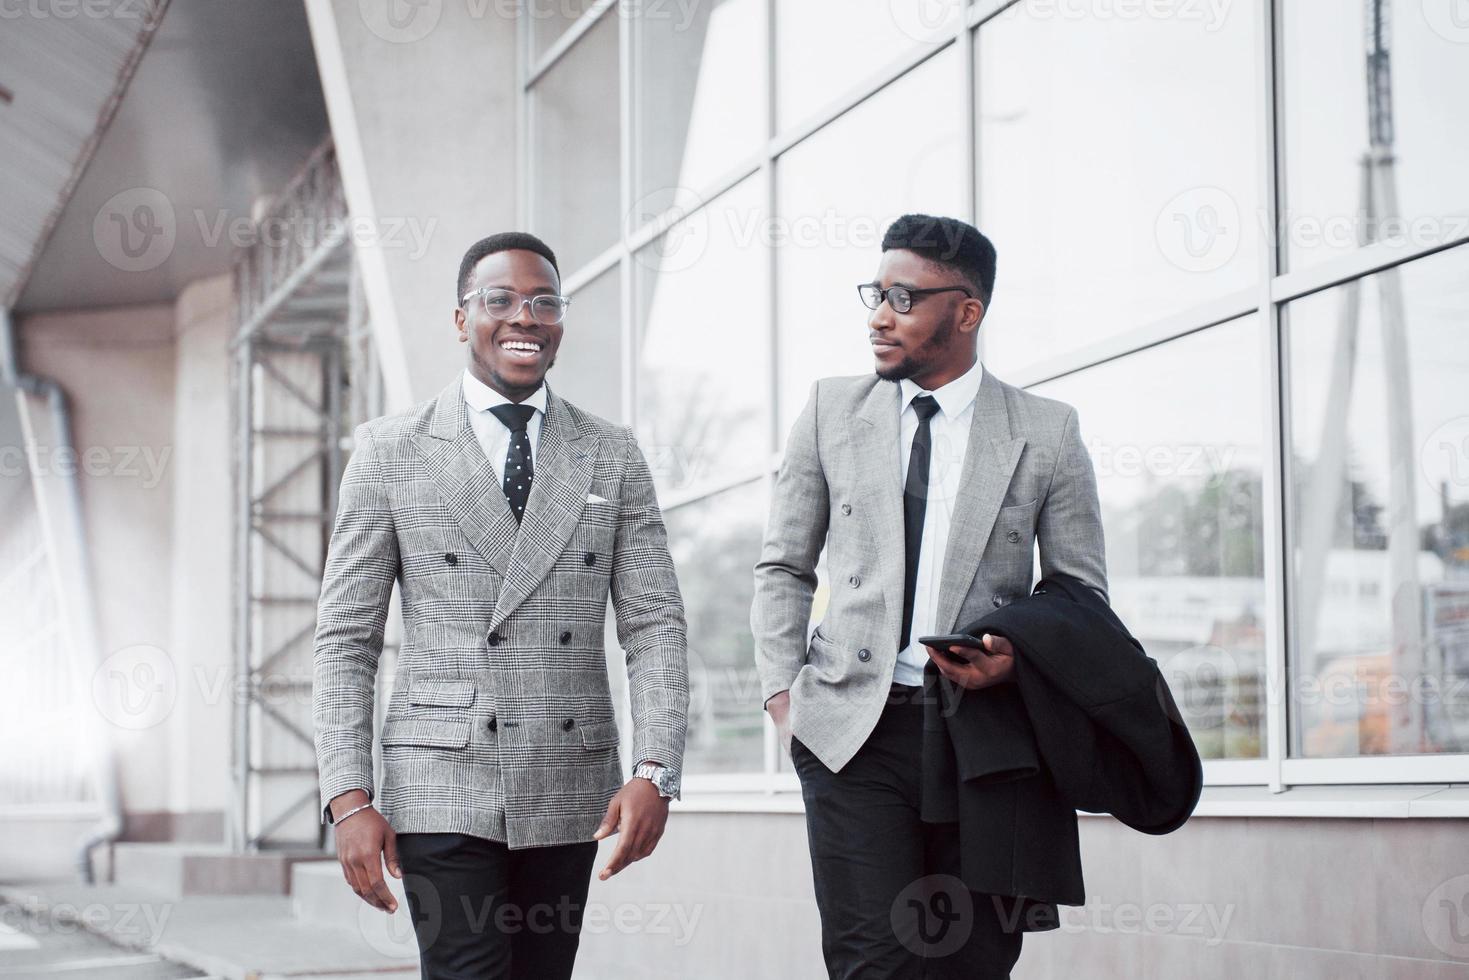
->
[851, 380, 907, 643]
[489, 385, 597, 631]
[935, 373, 1026, 631]
[413, 377, 520, 572]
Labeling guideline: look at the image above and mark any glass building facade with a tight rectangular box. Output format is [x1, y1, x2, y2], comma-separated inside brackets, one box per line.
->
[521, 0, 1469, 791]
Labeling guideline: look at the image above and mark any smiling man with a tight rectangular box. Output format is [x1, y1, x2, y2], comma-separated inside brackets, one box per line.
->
[313, 232, 688, 980]
[752, 214, 1108, 978]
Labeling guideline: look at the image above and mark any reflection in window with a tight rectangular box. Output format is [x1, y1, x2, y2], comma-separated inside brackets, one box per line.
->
[1033, 316, 1268, 760]
[1285, 245, 1469, 758]
[975, 2, 1258, 374]
[664, 481, 768, 775]
[634, 0, 764, 206]
[775, 0, 959, 132]
[552, 266, 622, 422]
[531, 12, 620, 274]
[636, 177, 769, 498]
[775, 50, 963, 434]
[1279, 0, 1469, 271]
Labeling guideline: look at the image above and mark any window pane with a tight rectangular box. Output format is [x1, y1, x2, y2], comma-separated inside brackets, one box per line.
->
[553, 265, 623, 422]
[634, 0, 764, 206]
[531, 12, 620, 274]
[636, 176, 769, 498]
[528, 0, 600, 62]
[1285, 244, 1469, 758]
[665, 481, 768, 775]
[975, 3, 1259, 375]
[775, 0, 960, 132]
[775, 50, 963, 434]
[1033, 316, 1268, 760]
[1279, 0, 1469, 271]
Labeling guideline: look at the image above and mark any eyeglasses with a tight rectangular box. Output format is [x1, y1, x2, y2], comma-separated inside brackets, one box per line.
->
[461, 287, 572, 325]
[857, 282, 973, 314]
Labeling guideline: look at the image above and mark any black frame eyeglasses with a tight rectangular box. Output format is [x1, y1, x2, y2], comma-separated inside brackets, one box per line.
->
[461, 287, 572, 325]
[857, 282, 973, 314]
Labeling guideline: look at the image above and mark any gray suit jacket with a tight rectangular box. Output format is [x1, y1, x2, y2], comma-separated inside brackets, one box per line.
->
[751, 368, 1107, 773]
[313, 376, 688, 848]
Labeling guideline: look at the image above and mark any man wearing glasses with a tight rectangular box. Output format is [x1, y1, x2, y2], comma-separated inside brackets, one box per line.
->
[313, 232, 688, 980]
[752, 214, 1108, 978]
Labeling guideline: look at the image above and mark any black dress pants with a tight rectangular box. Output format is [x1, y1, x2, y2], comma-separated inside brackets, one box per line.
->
[791, 684, 1024, 980]
[394, 831, 598, 980]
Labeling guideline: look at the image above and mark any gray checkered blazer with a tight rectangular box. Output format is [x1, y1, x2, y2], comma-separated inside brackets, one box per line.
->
[752, 369, 1108, 773]
[313, 375, 688, 848]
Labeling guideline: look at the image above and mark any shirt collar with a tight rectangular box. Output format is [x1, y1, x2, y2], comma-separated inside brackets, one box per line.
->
[461, 367, 547, 417]
[898, 358, 984, 420]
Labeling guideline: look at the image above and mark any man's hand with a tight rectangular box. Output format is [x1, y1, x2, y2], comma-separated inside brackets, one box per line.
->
[330, 790, 400, 913]
[593, 774, 669, 880]
[765, 690, 792, 757]
[924, 633, 1016, 691]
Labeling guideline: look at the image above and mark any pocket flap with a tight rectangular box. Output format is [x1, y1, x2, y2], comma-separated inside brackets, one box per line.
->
[381, 718, 471, 748]
[579, 719, 620, 749]
[407, 678, 475, 707]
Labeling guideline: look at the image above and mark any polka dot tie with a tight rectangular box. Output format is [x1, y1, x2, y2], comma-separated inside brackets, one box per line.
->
[488, 404, 537, 523]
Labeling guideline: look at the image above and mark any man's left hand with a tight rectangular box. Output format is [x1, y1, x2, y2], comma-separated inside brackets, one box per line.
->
[923, 633, 1016, 690]
[593, 774, 669, 880]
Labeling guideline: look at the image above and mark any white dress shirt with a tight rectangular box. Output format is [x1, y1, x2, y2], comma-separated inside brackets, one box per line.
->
[893, 358, 985, 687]
[462, 367, 546, 485]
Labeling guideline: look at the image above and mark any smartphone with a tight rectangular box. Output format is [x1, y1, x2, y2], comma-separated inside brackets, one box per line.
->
[916, 632, 987, 664]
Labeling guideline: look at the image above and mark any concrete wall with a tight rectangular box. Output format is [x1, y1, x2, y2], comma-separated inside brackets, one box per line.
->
[577, 809, 1469, 979]
[17, 303, 179, 819]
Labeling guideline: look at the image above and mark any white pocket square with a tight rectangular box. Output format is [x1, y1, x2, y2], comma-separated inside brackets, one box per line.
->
[586, 492, 609, 504]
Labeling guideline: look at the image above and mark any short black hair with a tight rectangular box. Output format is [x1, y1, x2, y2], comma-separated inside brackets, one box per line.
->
[457, 232, 559, 303]
[880, 213, 996, 306]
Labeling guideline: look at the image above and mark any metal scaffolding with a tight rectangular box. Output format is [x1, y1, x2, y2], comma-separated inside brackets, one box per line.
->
[229, 138, 384, 850]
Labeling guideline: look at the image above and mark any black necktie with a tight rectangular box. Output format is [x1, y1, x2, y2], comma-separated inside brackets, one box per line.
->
[901, 394, 941, 652]
[488, 404, 536, 522]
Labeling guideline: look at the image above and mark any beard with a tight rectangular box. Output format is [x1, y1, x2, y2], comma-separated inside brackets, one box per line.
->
[874, 318, 955, 382]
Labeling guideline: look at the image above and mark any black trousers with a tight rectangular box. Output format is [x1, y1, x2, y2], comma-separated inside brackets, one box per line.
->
[394, 831, 598, 980]
[791, 685, 1024, 980]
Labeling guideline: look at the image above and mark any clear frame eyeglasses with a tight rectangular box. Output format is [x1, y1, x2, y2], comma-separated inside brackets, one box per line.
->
[857, 282, 973, 314]
[461, 287, 572, 325]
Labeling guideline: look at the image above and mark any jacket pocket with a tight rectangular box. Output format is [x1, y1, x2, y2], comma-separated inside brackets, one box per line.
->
[578, 719, 620, 749]
[380, 718, 471, 748]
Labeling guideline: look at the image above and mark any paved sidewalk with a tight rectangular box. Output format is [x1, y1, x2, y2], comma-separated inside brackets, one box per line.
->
[0, 879, 418, 980]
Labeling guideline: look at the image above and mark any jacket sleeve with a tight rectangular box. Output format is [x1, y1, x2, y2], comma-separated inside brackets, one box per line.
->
[750, 379, 830, 706]
[1036, 406, 1109, 605]
[610, 429, 690, 780]
[312, 424, 399, 825]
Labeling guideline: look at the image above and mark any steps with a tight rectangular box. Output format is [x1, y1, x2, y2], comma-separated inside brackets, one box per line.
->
[111, 843, 328, 897]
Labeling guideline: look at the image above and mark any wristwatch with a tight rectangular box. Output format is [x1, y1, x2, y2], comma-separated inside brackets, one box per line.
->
[633, 761, 681, 800]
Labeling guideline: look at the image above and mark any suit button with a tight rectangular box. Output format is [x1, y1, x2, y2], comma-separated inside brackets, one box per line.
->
[444, 552, 458, 565]
[992, 595, 1003, 607]
[559, 630, 572, 645]
[584, 552, 597, 566]
[487, 631, 503, 646]
[857, 648, 872, 662]
[841, 503, 852, 516]
[562, 718, 575, 731]
[848, 575, 861, 588]
[1007, 529, 1020, 543]
[487, 716, 497, 732]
